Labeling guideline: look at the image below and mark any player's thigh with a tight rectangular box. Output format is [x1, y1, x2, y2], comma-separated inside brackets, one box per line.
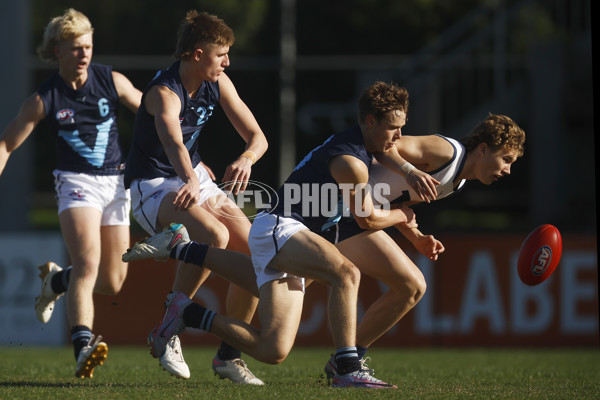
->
[336, 229, 424, 292]
[256, 278, 305, 356]
[202, 194, 251, 254]
[59, 207, 103, 274]
[157, 192, 229, 247]
[99, 224, 130, 261]
[274, 229, 356, 284]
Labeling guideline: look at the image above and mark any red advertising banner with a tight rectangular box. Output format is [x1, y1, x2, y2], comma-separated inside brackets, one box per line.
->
[93, 233, 598, 347]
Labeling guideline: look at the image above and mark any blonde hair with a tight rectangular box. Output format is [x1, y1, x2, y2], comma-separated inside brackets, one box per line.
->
[174, 10, 234, 60]
[460, 114, 525, 157]
[37, 9, 94, 63]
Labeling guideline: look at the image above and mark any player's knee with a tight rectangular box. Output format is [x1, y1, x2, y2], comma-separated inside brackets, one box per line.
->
[260, 345, 291, 365]
[337, 260, 361, 288]
[251, 333, 294, 364]
[95, 281, 120, 295]
[406, 274, 426, 305]
[262, 354, 286, 365]
[205, 223, 230, 249]
[95, 274, 126, 295]
[72, 260, 99, 281]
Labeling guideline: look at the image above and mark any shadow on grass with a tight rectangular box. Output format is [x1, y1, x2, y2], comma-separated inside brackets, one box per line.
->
[0, 380, 157, 389]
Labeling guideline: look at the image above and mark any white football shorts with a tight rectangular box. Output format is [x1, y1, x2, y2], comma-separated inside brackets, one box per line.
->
[53, 170, 131, 226]
[129, 163, 225, 235]
[248, 211, 308, 291]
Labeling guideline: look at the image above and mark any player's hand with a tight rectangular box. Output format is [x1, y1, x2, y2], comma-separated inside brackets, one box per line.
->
[405, 169, 440, 203]
[413, 234, 445, 261]
[222, 156, 252, 195]
[173, 178, 201, 209]
[200, 161, 216, 181]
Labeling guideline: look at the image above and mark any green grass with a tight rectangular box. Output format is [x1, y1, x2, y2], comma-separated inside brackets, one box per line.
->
[0, 346, 599, 399]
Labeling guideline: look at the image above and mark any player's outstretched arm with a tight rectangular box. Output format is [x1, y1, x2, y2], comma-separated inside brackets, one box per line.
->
[0, 94, 45, 176]
[218, 72, 268, 194]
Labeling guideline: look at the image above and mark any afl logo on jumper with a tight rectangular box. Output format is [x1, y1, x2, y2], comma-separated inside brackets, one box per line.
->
[56, 109, 75, 125]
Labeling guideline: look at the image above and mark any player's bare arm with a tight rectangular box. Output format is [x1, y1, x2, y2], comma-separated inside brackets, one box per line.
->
[112, 71, 142, 113]
[0, 94, 45, 176]
[374, 144, 440, 203]
[218, 72, 268, 194]
[329, 154, 415, 230]
[395, 135, 455, 171]
[145, 85, 200, 209]
[395, 224, 445, 261]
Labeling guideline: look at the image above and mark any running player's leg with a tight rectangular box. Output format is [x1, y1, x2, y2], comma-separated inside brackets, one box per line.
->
[129, 176, 221, 379]
[273, 230, 394, 388]
[207, 277, 305, 364]
[95, 224, 129, 295]
[94, 175, 130, 296]
[336, 229, 426, 347]
[156, 200, 259, 296]
[202, 195, 262, 383]
[156, 192, 262, 382]
[272, 229, 361, 351]
[157, 191, 228, 297]
[202, 195, 258, 321]
[248, 213, 363, 375]
[60, 207, 102, 334]
[142, 241, 302, 364]
[60, 206, 108, 377]
[149, 225, 359, 362]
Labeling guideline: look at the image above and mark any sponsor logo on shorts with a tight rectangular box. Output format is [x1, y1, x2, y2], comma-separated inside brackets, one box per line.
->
[69, 189, 86, 200]
[150, 189, 165, 200]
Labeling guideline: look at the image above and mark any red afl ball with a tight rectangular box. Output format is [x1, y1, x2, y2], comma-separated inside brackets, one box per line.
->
[517, 224, 562, 286]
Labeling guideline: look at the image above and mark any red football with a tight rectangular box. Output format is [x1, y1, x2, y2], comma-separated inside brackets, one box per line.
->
[517, 224, 562, 286]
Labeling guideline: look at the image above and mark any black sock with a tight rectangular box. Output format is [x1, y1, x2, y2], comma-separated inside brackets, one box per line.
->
[170, 242, 209, 266]
[71, 325, 92, 361]
[50, 266, 72, 294]
[357, 345, 368, 360]
[335, 347, 361, 375]
[182, 302, 216, 332]
[218, 341, 241, 361]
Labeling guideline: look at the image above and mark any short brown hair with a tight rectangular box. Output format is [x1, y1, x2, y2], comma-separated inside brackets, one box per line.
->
[174, 10, 235, 60]
[460, 114, 525, 157]
[37, 9, 94, 63]
[358, 81, 409, 123]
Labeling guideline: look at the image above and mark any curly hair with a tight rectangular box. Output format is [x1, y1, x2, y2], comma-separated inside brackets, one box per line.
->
[174, 10, 235, 60]
[358, 81, 409, 123]
[36, 9, 94, 63]
[460, 114, 525, 157]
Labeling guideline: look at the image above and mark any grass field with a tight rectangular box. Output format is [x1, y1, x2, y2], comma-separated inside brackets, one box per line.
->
[1, 346, 599, 399]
